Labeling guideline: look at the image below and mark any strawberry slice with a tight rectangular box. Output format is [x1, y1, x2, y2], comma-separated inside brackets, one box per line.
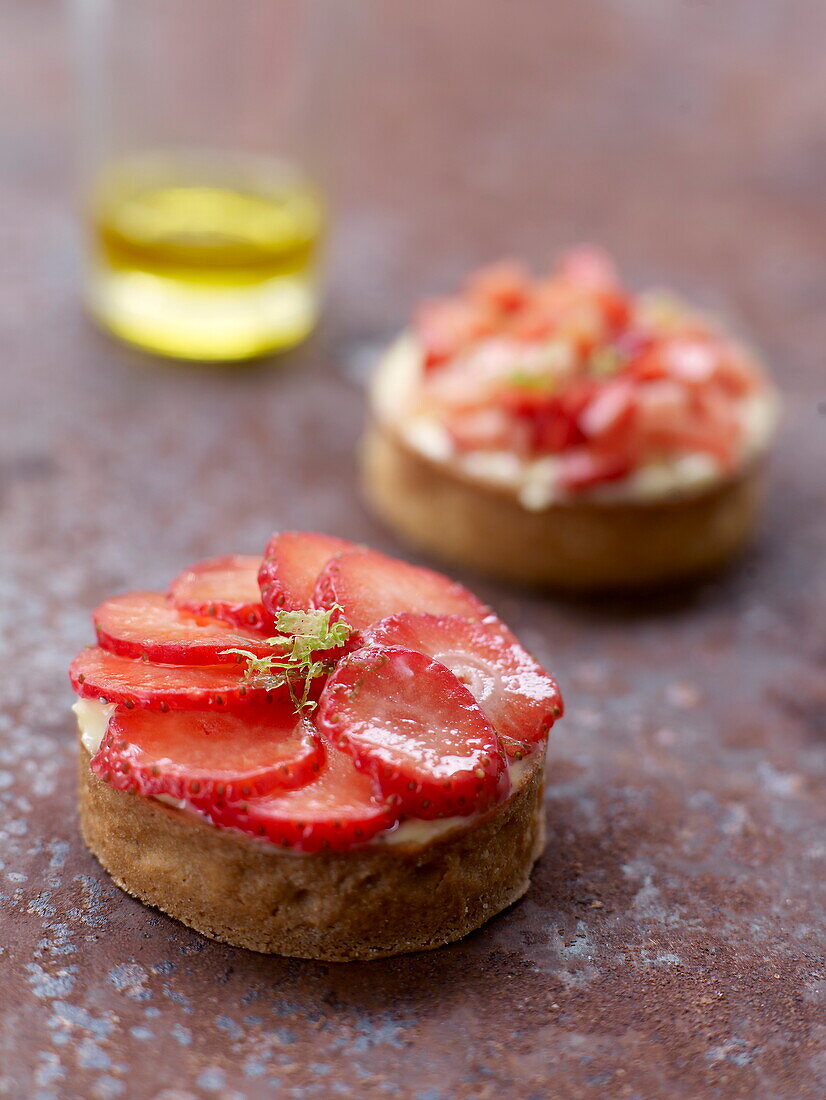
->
[313, 548, 489, 632]
[90, 703, 322, 803]
[94, 592, 274, 665]
[204, 738, 395, 852]
[317, 646, 509, 819]
[258, 531, 356, 618]
[69, 647, 275, 710]
[168, 555, 267, 630]
[364, 614, 563, 757]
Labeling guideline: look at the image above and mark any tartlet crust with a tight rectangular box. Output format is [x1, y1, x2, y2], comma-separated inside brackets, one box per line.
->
[361, 417, 768, 591]
[79, 745, 545, 961]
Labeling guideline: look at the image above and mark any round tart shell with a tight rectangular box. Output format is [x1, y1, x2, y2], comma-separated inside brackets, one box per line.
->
[78, 745, 545, 961]
[361, 418, 768, 591]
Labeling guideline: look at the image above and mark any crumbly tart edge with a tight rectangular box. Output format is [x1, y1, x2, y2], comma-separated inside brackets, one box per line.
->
[78, 745, 546, 961]
[361, 416, 768, 590]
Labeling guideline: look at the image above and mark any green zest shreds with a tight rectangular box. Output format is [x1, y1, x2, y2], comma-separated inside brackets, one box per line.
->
[507, 370, 557, 392]
[586, 346, 624, 378]
[222, 606, 353, 712]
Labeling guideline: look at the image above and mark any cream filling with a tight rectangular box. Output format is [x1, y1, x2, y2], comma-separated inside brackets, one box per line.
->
[379, 750, 538, 846]
[153, 793, 190, 811]
[74, 700, 188, 814]
[73, 698, 117, 756]
[74, 699, 540, 849]
[372, 334, 779, 508]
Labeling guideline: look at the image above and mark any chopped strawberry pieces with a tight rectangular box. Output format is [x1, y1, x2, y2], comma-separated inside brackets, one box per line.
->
[168, 555, 267, 630]
[313, 548, 489, 632]
[557, 245, 620, 289]
[94, 592, 273, 665]
[466, 261, 531, 313]
[203, 738, 394, 851]
[447, 406, 528, 454]
[557, 450, 633, 492]
[317, 646, 509, 819]
[416, 297, 496, 370]
[409, 248, 770, 492]
[91, 704, 322, 803]
[258, 531, 356, 618]
[501, 382, 595, 455]
[579, 380, 637, 440]
[69, 647, 273, 710]
[662, 337, 717, 383]
[364, 614, 563, 757]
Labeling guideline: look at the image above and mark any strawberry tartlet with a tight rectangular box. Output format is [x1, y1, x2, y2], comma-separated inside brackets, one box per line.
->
[70, 533, 563, 960]
[362, 247, 779, 589]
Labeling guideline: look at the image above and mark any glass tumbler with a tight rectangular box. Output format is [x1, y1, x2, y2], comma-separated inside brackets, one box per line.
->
[70, 0, 327, 361]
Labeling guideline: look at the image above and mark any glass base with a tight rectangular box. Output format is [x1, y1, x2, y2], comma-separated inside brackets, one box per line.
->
[87, 266, 319, 361]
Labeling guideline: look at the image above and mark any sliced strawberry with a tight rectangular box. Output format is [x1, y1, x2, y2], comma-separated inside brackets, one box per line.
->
[94, 592, 274, 665]
[69, 647, 275, 710]
[168, 555, 267, 630]
[317, 646, 509, 819]
[364, 614, 563, 758]
[90, 703, 322, 803]
[204, 739, 394, 852]
[313, 548, 489, 632]
[258, 531, 356, 619]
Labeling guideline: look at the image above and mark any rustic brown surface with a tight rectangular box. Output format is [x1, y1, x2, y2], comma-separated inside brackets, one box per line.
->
[1, 2, 824, 1098]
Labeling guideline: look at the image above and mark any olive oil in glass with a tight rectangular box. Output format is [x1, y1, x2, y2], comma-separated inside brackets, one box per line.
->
[87, 156, 324, 361]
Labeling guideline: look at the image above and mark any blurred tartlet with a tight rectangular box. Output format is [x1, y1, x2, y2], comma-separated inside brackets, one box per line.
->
[362, 248, 778, 590]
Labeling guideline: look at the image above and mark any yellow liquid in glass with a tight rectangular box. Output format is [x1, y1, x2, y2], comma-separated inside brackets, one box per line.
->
[87, 158, 324, 361]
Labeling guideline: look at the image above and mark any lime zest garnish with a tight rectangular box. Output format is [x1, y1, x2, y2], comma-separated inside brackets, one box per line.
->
[587, 347, 624, 378]
[222, 605, 352, 713]
[636, 290, 691, 333]
[507, 370, 557, 392]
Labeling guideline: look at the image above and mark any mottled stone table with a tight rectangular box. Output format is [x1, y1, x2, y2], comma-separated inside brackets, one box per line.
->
[1, 2, 823, 1098]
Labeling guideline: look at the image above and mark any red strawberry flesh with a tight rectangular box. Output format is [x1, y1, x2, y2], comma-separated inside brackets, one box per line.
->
[364, 613, 563, 757]
[69, 647, 277, 710]
[168, 555, 267, 630]
[258, 531, 356, 618]
[94, 592, 274, 665]
[313, 548, 489, 632]
[203, 738, 394, 852]
[73, 536, 563, 852]
[317, 646, 509, 818]
[90, 704, 323, 802]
